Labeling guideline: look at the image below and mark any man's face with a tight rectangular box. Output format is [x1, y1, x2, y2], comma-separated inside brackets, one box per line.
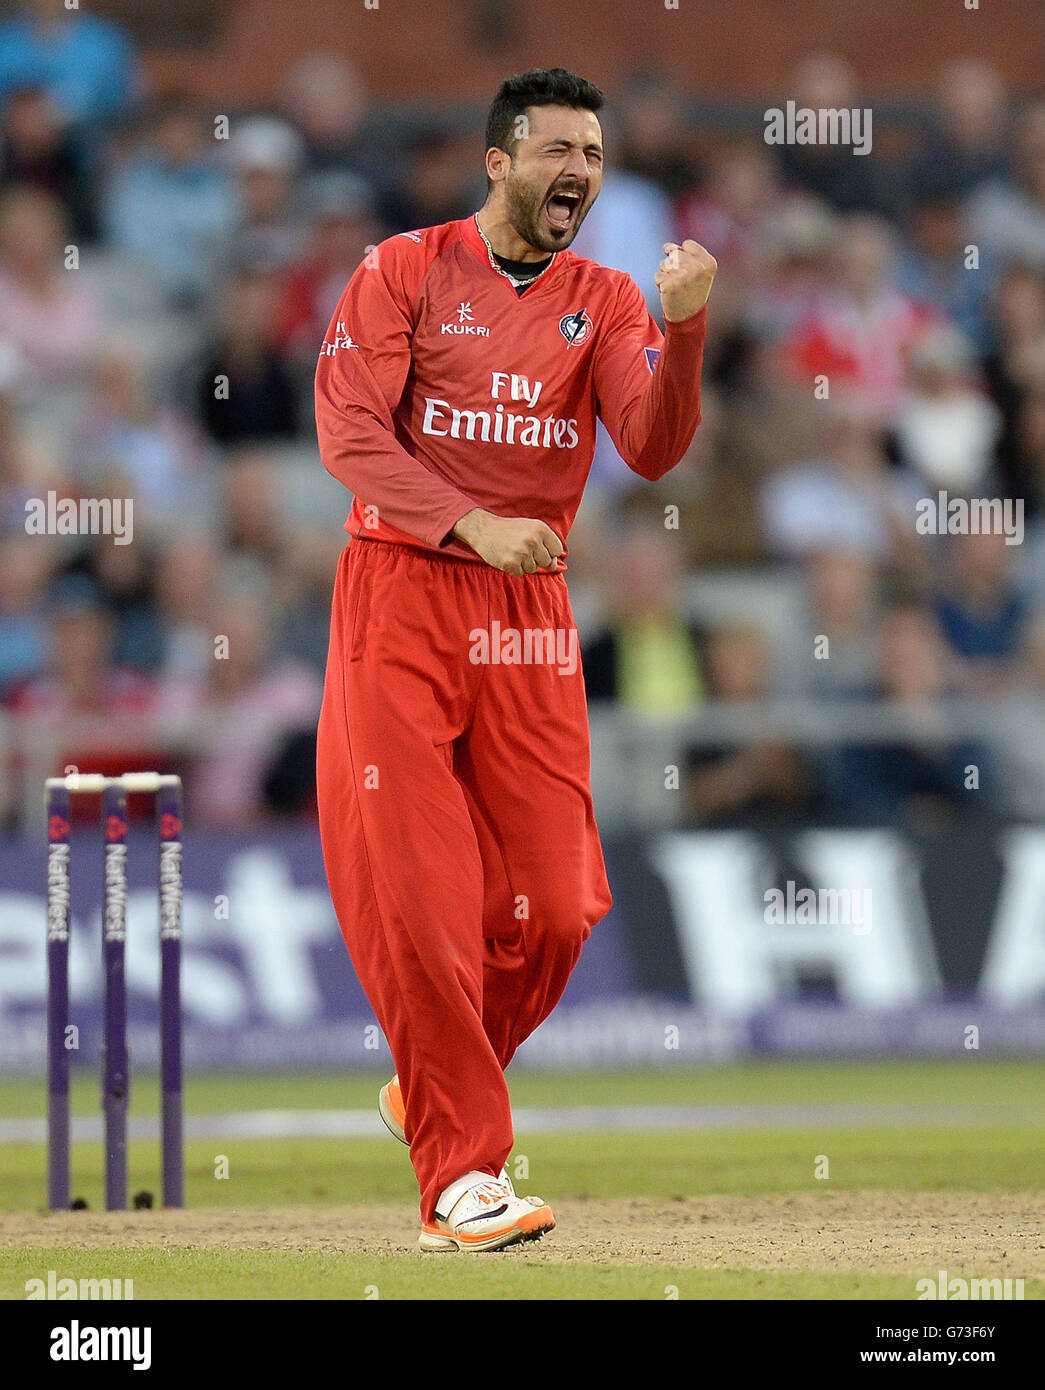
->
[498, 104, 603, 253]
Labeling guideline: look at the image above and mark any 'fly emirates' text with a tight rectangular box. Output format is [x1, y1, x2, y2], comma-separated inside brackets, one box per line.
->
[422, 373, 580, 449]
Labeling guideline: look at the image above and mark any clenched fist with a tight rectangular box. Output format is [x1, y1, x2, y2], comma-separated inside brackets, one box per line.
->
[453, 508, 564, 576]
[654, 239, 717, 322]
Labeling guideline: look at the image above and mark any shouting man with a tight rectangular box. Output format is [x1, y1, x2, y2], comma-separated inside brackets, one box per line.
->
[315, 67, 715, 1251]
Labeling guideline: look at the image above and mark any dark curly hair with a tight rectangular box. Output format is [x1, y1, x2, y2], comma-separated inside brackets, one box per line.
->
[484, 68, 605, 168]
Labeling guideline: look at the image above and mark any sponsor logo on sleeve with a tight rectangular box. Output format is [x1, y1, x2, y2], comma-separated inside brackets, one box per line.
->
[320, 322, 359, 356]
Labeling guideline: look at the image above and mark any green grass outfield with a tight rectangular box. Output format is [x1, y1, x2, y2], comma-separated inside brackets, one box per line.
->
[0, 1249, 922, 1301]
[1, 1060, 1043, 1300]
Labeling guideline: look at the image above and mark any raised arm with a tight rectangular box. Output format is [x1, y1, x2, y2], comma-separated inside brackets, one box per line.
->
[594, 240, 715, 482]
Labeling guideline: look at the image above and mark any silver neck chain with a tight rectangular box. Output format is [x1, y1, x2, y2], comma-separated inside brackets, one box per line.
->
[474, 214, 556, 290]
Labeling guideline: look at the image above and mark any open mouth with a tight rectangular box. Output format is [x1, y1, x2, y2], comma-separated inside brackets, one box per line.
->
[545, 188, 584, 232]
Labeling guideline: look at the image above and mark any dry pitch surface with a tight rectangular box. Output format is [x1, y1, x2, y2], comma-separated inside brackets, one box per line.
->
[4, 1191, 1044, 1276]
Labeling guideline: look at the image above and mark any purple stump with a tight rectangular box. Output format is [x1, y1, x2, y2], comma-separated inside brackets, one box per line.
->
[101, 781, 129, 1211]
[46, 783, 72, 1211]
[157, 780, 184, 1207]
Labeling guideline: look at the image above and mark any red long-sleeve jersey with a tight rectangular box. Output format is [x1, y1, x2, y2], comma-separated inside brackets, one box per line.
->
[314, 213, 707, 562]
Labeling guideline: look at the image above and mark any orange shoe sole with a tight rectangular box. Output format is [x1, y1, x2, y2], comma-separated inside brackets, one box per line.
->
[418, 1203, 556, 1252]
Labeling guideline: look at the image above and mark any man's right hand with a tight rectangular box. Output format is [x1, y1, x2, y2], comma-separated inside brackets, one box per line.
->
[452, 508, 564, 576]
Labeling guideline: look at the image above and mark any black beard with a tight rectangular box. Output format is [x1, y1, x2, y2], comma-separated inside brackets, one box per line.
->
[503, 172, 587, 254]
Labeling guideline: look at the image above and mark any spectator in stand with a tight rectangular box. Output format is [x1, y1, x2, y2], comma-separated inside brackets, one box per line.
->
[161, 590, 323, 829]
[779, 547, 883, 700]
[0, 354, 79, 546]
[276, 171, 383, 367]
[683, 623, 814, 827]
[273, 529, 346, 676]
[821, 603, 988, 826]
[676, 141, 781, 286]
[993, 608, 1045, 820]
[894, 323, 1000, 495]
[1018, 373, 1045, 491]
[935, 529, 1026, 695]
[612, 69, 702, 200]
[774, 54, 885, 214]
[744, 196, 838, 351]
[967, 104, 1045, 274]
[0, 0, 142, 138]
[582, 523, 704, 715]
[155, 531, 222, 684]
[613, 383, 725, 564]
[5, 572, 154, 719]
[782, 213, 935, 424]
[396, 128, 485, 232]
[63, 537, 166, 674]
[908, 60, 1011, 205]
[280, 51, 400, 225]
[196, 270, 299, 444]
[0, 534, 51, 699]
[1012, 382, 1045, 598]
[982, 263, 1045, 511]
[0, 342, 31, 528]
[761, 395, 922, 573]
[221, 450, 288, 568]
[0, 185, 101, 388]
[898, 174, 993, 351]
[226, 115, 306, 274]
[674, 143, 788, 397]
[5, 573, 168, 808]
[0, 83, 93, 239]
[101, 94, 238, 307]
[73, 339, 205, 525]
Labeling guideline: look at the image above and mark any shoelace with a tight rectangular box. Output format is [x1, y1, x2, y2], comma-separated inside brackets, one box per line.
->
[469, 1181, 546, 1208]
[471, 1181, 512, 1203]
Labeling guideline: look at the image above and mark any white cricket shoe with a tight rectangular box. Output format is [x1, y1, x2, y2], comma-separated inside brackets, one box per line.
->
[418, 1170, 555, 1252]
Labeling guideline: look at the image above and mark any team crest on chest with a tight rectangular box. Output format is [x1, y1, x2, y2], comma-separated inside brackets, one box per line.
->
[559, 307, 593, 347]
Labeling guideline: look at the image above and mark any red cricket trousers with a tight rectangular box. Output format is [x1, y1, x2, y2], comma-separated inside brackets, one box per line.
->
[316, 538, 612, 1222]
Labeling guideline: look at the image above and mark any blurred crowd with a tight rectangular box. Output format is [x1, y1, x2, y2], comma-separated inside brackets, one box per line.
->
[0, 1, 1043, 829]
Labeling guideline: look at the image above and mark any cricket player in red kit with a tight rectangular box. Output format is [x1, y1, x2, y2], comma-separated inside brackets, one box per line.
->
[315, 68, 716, 1250]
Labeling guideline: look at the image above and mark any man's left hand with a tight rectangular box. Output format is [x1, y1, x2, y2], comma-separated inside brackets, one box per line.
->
[655, 239, 717, 322]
